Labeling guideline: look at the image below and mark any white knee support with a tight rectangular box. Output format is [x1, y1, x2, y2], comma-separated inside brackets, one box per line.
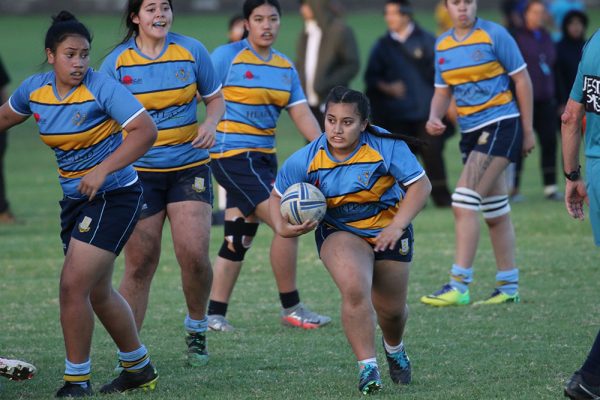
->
[451, 187, 482, 211]
[481, 195, 511, 219]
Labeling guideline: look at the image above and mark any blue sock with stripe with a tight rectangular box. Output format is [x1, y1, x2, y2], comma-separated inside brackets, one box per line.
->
[184, 315, 208, 333]
[64, 359, 91, 386]
[449, 264, 473, 294]
[496, 269, 519, 295]
[118, 345, 150, 372]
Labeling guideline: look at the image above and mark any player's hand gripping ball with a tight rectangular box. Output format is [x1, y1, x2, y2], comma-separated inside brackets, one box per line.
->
[280, 182, 326, 225]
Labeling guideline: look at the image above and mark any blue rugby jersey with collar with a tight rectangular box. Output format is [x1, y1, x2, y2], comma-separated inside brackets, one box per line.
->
[9, 68, 144, 198]
[209, 38, 307, 159]
[100, 32, 222, 172]
[435, 18, 527, 133]
[274, 126, 425, 243]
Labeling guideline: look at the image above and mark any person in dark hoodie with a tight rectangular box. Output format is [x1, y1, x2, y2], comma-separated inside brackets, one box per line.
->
[364, 0, 452, 207]
[296, 0, 360, 129]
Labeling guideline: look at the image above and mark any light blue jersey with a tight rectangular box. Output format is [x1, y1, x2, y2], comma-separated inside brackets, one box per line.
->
[275, 127, 425, 243]
[210, 39, 306, 159]
[100, 32, 221, 172]
[9, 69, 144, 198]
[435, 18, 526, 132]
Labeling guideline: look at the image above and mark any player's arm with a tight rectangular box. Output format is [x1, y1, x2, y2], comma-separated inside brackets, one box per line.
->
[561, 98, 587, 220]
[78, 111, 157, 200]
[288, 102, 321, 142]
[511, 68, 535, 156]
[374, 174, 431, 252]
[0, 102, 28, 133]
[192, 89, 225, 149]
[268, 189, 318, 238]
[425, 86, 451, 136]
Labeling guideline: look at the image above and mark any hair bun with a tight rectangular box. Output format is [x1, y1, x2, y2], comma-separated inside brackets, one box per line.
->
[52, 10, 77, 23]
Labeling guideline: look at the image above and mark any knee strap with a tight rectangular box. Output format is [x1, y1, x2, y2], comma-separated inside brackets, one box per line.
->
[481, 195, 511, 219]
[218, 217, 259, 261]
[451, 187, 482, 211]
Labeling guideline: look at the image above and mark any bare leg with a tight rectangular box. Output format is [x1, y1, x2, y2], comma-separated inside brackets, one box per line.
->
[372, 260, 410, 347]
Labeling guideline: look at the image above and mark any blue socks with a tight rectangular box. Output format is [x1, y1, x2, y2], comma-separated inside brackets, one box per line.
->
[449, 264, 473, 294]
[64, 359, 91, 386]
[496, 269, 519, 295]
[184, 315, 208, 333]
[118, 345, 150, 372]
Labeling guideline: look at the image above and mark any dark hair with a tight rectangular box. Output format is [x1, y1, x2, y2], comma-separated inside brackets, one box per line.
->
[562, 9, 588, 35]
[120, 0, 173, 44]
[523, 0, 545, 14]
[243, 0, 282, 20]
[324, 86, 423, 146]
[228, 14, 244, 30]
[386, 0, 413, 15]
[45, 10, 92, 53]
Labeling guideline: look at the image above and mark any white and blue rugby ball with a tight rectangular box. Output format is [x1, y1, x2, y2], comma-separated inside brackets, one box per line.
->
[280, 182, 326, 225]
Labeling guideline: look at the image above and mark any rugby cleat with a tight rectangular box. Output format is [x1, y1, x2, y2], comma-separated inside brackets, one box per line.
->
[358, 364, 382, 395]
[473, 289, 520, 305]
[382, 339, 411, 384]
[281, 303, 331, 329]
[0, 357, 36, 381]
[420, 284, 470, 306]
[564, 370, 600, 399]
[186, 331, 209, 366]
[99, 363, 158, 394]
[55, 381, 92, 397]
[207, 314, 235, 332]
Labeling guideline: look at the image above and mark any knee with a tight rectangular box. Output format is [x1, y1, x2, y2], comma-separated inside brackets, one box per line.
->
[218, 217, 259, 262]
[59, 274, 88, 303]
[378, 303, 408, 322]
[452, 187, 482, 214]
[342, 287, 371, 310]
[481, 195, 510, 222]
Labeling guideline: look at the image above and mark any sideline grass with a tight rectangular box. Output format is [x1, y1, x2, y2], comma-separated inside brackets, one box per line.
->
[0, 11, 599, 400]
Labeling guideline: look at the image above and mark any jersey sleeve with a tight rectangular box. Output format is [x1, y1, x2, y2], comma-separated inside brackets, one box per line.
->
[92, 73, 145, 128]
[388, 139, 425, 186]
[433, 36, 448, 87]
[491, 24, 526, 75]
[286, 66, 307, 108]
[210, 44, 233, 85]
[274, 148, 310, 196]
[8, 76, 34, 115]
[98, 49, 120, 80]
[192, 41, 222, 98]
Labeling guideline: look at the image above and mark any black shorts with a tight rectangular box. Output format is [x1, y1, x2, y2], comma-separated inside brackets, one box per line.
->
[59, 182, 143, 256]
[314, 223, 414, 262]
[211, 152, 277, 217]
[138, 164, 213, 218]
[459, 117, 523, 164]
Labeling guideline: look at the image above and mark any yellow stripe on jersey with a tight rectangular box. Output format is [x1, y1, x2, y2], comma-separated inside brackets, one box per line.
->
[210, 147, 276, 159]
[134, 157, 210, 172]
[346, 205, 398, 232]
[326, 176, 396, 208]
[436, 29, 492, 51]
[153, 123, 198, 147]
[217, 120, 276, 136]
[456, 90, 513, 116]
[135, 83, 197, 111]
[59, 165, 95, 179]
[441, 61, 505, 86]
[307, 145, 383, 173]
[115, 44, 195, 69]
[30, 84, 95, 105]
[233, 50, 293, 69]
[223, 86, 290, 108]
[40, 120, 121, 151]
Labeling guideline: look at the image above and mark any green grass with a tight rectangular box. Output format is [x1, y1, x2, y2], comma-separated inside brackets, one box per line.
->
[1, 10, 599, 400]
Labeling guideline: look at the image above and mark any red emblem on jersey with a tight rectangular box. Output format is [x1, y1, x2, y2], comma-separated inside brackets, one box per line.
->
[244, 70, 254, 79]
[122, 75, 133, 85]
[439, 58, 446, 65]
[33, 113, 41, 123]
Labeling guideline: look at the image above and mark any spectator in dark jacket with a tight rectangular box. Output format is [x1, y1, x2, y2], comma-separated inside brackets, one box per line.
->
[513, 0, 562, 201]
[365, 0, 452, 207]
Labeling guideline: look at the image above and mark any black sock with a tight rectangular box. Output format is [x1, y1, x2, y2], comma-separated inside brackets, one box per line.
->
[279, 290, 300, 309]
[207, 300, 228, 317]
[581, 329, 600, 386]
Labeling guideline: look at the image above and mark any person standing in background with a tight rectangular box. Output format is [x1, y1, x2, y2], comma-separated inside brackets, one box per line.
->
[296, 0, 360, 129]
[365, 0, 452, 207]
[0, 56, 15, 224]
[513, 0, 562, 201]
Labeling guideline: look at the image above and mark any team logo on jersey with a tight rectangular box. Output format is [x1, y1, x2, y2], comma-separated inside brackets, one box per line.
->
[192, 177, 206, 193]
[478, 131, 490, 145]
[358, 171, 371, 186]
[33, 113, 46, 125]
[176, 68, 190, 82]
[399, 238, 410, 255]
[78, 216, 92, 233]
[72, 111, 87, 127]
[413, 47, 423, 59]
[471, 50, 484, 62]
[121, 75, 142, 85]
[583, 75, 600, 114]
[282, 73, 292, 85]
[244, 70, 257, 80]
[438, 57, 447, 65]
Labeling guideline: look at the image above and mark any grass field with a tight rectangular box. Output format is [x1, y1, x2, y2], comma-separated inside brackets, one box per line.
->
[0, 9, 599, 400]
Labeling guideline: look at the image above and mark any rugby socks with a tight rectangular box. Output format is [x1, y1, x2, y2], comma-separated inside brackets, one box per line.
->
[581, 329, 600, 386]
[383, 339, 404, 354]
[495, 269, 519, 295]
[207, 300, 228, 317]
[118, 345, 150, 372]
[279, 290, 301, 310]
[64, 359, 91, 387]
[449, 264, 473, 294]
[184, 315, 208, 334]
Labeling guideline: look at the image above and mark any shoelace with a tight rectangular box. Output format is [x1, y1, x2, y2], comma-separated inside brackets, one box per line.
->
[389, 350, 409, 369]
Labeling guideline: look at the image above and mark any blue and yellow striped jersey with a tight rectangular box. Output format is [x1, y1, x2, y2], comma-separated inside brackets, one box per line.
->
[100, 32, 221, 172]
[435, 18, 526, 132]
[209, 39, 306, 159]
[9, 69, 144, 198]
[275, 127, 425, 243]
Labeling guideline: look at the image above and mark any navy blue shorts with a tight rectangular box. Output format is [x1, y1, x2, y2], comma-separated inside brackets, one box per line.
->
[211, 152, 277, 217]
[459, 117, 523, 164]
[314, 223, 414, 262]
[59, 182, 143, 256]
[137, 164, 213, 218]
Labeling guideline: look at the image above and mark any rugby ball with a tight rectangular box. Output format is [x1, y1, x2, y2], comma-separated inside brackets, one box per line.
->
[280, 182, 326, 225]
